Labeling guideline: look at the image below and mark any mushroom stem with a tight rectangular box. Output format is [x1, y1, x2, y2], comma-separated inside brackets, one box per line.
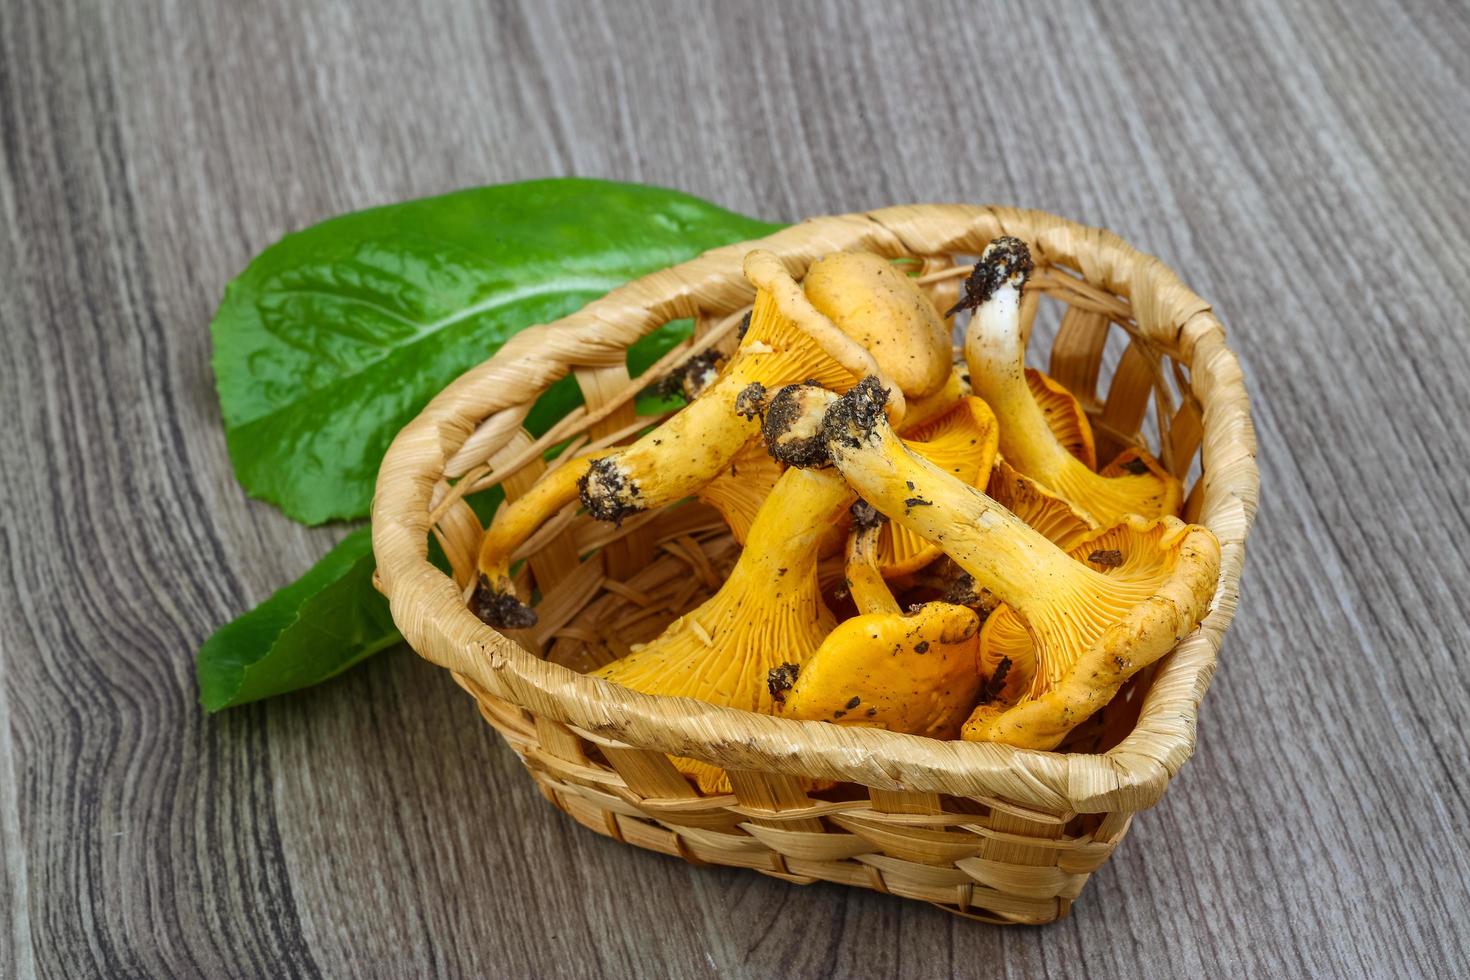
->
[476, 449, 612, 597]
[720, 468, 852, 634]
[576, 355, 782, 523]
[475, 340, 784, 601]
[844, 506, 901, 616]
[823, 385, 1112, 622]
[960, 237, 1181, 527]
[965, 249, 1069, 477]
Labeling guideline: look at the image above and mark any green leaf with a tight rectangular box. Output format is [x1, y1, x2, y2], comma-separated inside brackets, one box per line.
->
[198, 527, 393, 710]
[213, 178, 781, 524]
[199, 484, 509, 711]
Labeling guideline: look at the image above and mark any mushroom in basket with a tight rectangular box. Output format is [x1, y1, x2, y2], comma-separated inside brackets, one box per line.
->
[772, 500, 985, 741]
[588, 388, 855, 790]
[589, 382, 987, 786]
[471, 250, 951, 627]
[764, 376, 1220, 751]
[696, 256, 987, 547]
[956, 237, 1181, 529]
[871, 396, 999, 576]
[701, 393, 1000, 555]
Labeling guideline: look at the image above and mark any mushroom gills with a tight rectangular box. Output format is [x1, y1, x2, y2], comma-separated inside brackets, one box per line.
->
[695, 433, 785, 544]
[966, 515, 1220, 747]
[590, 465, 853, 791]
[985, 457, 1092, 552]
[1026, 367, 1096, 470]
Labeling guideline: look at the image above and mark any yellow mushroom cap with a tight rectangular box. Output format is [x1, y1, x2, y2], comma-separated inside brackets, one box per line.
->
[967, 514, 1221, 748]
[802, 251, 953, 398]
[780, 602, 982, 740]
[764, 376, 1220, 751]
[961, 237, 1181, 528]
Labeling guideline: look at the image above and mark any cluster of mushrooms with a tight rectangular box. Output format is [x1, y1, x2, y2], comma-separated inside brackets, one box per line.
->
[472, 238, 1221, 792]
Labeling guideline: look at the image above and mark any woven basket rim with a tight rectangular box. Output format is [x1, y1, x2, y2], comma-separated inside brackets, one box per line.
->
[371, 204, 1259, 814]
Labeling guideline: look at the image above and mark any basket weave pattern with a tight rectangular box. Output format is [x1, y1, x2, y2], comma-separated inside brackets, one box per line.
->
[372, 206, 1258, 923]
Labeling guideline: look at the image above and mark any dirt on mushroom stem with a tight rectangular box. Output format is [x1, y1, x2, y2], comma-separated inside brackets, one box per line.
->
[946, 235, 1034, 316]
[652, 348, 725, 402]
[761, 381, 840, 469]
[849, 498, 884, 528]
[470, 576, 539, 630]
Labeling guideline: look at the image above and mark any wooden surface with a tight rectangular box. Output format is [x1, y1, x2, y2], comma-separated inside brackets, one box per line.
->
[2, 0, 1467, 976]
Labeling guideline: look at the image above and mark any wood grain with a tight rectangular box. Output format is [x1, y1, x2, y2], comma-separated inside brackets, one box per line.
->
[1, 0, 1467, 976]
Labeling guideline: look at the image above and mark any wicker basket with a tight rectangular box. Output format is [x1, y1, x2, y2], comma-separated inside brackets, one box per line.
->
[371, 205, 1258, 924]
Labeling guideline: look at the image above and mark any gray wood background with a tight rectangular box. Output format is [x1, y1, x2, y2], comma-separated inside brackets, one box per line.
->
[2, 0, 1467, 976]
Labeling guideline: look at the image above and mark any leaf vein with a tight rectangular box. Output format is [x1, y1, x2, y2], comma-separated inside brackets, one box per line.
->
[233, 276, 621, 428]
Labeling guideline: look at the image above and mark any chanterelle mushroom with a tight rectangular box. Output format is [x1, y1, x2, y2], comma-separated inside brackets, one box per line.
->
[968, 515, 1211, 741]
[956, 237, 1181, 528]
[472, 249, 949, 626]
[841, 503, 899, 615]
[767, 377, 1221, 750]
[591, 387, 857, 788]
[778, 513, 983, 739]
[590, 465, 849, 711]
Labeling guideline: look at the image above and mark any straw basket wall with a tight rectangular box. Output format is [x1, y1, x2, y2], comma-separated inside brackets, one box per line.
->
[371, 205, 1258, 923]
